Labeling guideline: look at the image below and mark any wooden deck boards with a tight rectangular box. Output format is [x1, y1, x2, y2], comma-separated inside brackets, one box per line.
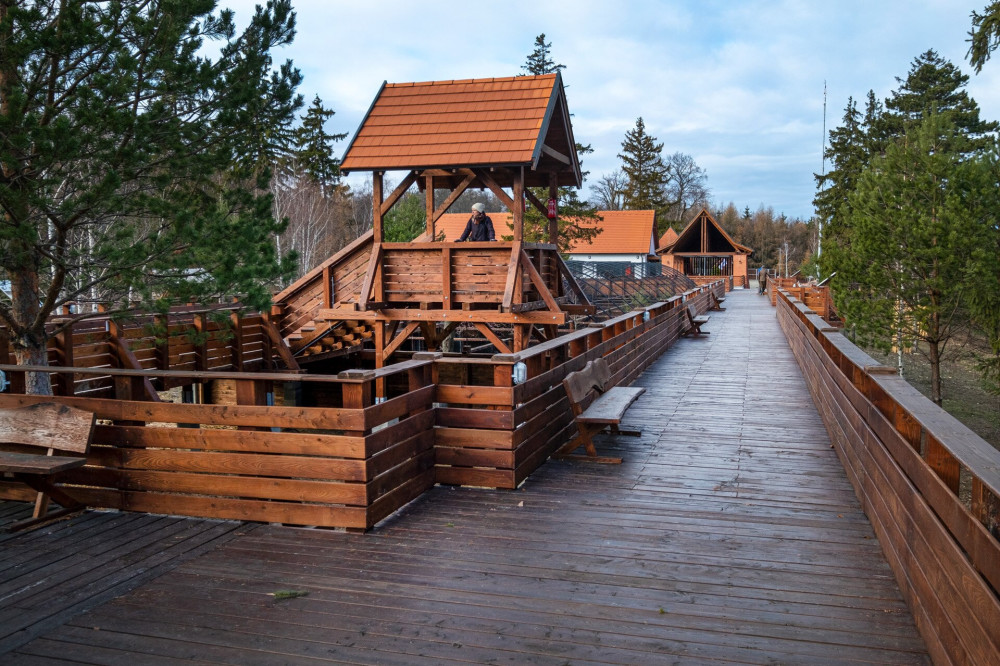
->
[0, 289, 928, 664]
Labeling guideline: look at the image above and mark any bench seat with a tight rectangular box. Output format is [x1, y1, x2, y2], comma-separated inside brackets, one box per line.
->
[0, 452, 88, 475]
[576, 386, 646, 425]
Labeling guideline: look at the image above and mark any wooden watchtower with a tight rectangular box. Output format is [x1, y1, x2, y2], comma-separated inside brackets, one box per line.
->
[274, 74, 594, 369]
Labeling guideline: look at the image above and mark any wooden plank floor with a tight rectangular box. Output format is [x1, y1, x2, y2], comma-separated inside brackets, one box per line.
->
[1, 289, 929, 664]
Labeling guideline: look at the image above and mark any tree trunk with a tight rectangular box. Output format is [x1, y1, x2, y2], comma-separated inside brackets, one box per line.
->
[928, 341, 942, 406]
[10, 268, 53, 396]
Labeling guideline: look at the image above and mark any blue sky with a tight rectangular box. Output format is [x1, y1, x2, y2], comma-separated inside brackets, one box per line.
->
[226, 1, 1000, 220]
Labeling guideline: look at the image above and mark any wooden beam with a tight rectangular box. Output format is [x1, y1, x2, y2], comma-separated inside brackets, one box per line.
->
[512, 167, 525, 242]
[431, 172, 476, 231]
[441, 246, 452, 310]
[260, 318, 301, 372]
[473, 323, 512, 355]
[372, 172, 384, 243]
[357, 244, 382, 311]
[425, 174, 435, 240]
[317, 307, 566, 325]
[501, 242, 523, 310]
[548, 173, 559, 247]
[519, 250, 561, 313]
[541, 143, 571, 164]
[380, 171, 418, 218]
[524, 188, 549, 219]
[473, 168, 515, 211]
[383, 321, 421, 359]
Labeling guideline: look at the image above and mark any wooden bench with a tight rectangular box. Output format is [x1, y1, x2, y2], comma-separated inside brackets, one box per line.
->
[555, 358, 645, 464]
[683, 303, 710, 336]
[709, 291, 726, 311]
[0, 402, 96, 531]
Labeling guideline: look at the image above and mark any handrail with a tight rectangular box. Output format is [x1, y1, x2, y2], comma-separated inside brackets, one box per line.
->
[0, 361, 430, 385]
[776, 287, 1000, 663]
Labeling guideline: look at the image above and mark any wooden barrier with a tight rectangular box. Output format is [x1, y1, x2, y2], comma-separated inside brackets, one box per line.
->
[0, 281, 725, 529]
[430, 282, 723, 489]
[775, 288, 1000, 665]
[0, 362, 434, 530]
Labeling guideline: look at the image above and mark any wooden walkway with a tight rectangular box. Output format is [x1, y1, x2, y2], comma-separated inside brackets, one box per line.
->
[1, 289, 928, 664]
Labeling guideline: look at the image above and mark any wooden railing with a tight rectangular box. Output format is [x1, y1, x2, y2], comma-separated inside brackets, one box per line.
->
[0, 281, 725, 529]
[429, 283, 724, 488]
[776, 288, 1000, 664]
[0, 361, 434, 530]
[0, 305, 293, 397]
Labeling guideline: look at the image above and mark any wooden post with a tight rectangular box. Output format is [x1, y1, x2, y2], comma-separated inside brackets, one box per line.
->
[547, 173, 559, 246]
[229, 311, 244, 372]
[512, 167, 524, 242]
[53, 321, 74, 397]
[322, 266, 332, 309]
[235, 378, 267, 431]
[373, 171, 384, 243]
[154, 313, 170, 374]
[425, 174, 435, 240]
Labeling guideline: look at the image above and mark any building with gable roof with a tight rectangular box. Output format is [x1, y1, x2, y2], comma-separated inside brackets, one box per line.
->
[429, 209, 659, 276]
[658, 208, 752, 289]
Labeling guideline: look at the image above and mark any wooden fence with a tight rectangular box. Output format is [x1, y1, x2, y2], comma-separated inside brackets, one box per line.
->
[776, 288, 1000, 665]
[1, 282, 725, 529]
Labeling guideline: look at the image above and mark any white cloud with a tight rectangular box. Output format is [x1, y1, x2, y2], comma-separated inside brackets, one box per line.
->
[218, 0, 1000, 219]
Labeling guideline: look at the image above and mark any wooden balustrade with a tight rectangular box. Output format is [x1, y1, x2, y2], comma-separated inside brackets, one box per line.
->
[775, 288, 1000, 664]
[0, 281, 725, 529]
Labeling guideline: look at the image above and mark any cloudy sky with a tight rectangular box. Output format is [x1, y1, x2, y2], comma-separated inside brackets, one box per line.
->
[226, 0, 1000, 220]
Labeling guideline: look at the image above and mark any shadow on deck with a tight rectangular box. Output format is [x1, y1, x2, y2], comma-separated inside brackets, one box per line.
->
[0, 289, 929, 664]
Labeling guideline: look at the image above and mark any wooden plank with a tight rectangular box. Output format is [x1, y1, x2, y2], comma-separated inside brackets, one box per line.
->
[577, 387, 646, 425]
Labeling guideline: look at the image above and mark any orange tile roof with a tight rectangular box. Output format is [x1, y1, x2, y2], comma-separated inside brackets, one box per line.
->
[657, 228, 679, 252]
[429, 210, 657, 255]
[341, 75, 559, 172]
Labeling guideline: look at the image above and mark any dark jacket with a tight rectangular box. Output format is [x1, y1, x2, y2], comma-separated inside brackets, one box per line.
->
[457, 215, 495, 242]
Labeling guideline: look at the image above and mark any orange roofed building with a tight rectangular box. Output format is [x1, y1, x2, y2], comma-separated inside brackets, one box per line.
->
[658, 208, 752, 290]
[431, 210, 660, 277]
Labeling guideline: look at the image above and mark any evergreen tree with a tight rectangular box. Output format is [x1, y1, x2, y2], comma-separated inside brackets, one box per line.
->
[511, 33, 598, 251]
[618, 118, 668, 226]
[881, 50, 998, 152]
[814, 97, 865, 274]
[834, 113, 984, 404]
[968, 3, 1000, 72]
[520, 34, 564, 76]
[291, 95, 348, 193]
[0, 1, 301, 394]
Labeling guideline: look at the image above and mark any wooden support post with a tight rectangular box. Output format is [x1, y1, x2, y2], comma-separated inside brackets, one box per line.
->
[322, 265, 332, 309]
[971, 477, 1000, 538]
[235, 378, 267, 431]
[425, 174, 435, 240]
[372, 171, 384, 243]
[53, 322, 74, 397]
[548, 173, 559, 246]
[374, 322, 386, 399]
[154, 314, 170, 374]
[512, 166, 524, 242]
[442, 246, 452, 310]
[229, 311, 244, 372]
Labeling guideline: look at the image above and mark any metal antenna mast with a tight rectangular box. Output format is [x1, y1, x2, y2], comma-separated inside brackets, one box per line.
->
[818, 80, 827, 259]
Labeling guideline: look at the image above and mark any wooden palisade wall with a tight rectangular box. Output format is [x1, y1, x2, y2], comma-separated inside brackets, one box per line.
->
[776, 288, 1000, 665]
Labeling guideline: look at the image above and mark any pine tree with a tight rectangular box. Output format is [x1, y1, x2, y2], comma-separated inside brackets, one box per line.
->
[835, 113, 984, 404]
[619, 118, 668, 226]
[521, 34, 564, 76]
[968, 3, 1000, 72]
[0, 1, 301, 394]
[882, 50, 998, 152]
[291, 96, 348, 194]
[510, 33, 598, 251]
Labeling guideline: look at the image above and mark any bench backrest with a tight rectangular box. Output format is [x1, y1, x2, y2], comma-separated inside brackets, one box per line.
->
[0, 402, 96, 454]
[563, 358, 612, 412]
[686, 303, 699, 320]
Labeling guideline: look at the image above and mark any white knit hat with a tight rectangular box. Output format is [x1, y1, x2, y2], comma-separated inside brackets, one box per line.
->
[471, 203, 485, 213]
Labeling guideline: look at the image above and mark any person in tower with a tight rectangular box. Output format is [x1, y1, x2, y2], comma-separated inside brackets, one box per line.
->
[456, 203, 496, 242]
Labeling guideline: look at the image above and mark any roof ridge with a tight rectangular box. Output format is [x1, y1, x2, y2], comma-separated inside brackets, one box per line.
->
[385, 74, 557, 88]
